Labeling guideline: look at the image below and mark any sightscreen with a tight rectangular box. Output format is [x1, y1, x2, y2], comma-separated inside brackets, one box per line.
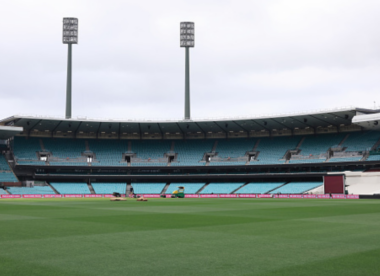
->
[324, 175, 345, 194]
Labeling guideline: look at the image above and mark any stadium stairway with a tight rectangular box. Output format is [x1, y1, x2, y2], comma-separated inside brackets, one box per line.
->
[266, 182, 288, 193]
[339, 134, 350, 146]
[370, 137, 380, 151]
[39, 139, 45, 151]
[87, 183, 95, 194]
[231, 183, 248, 194]
[361, 152, 370, 161]
[324, 155, 331, 162]
[85, 140, 90, 151]
[253, 139, 260, 151]
[295, 137, 305, 149]
[161, 183, 170, 194]
[205, 142, 217, 167]
[283, 137, 305, 164]
[127, 183, 132, 194]
[212, 141, 218, 152]
[246, 140, 260, 165]
[46, 182, 60, 194]
[196, 183, 208, 194]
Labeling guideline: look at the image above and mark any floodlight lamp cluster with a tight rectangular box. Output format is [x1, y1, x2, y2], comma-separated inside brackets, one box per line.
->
[63, 18, 78, 44]
[180, 22, 194, 47]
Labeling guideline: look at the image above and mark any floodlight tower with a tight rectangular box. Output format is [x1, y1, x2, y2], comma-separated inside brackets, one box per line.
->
[62, 18, 78, 119]
[180, 22, 194, 120]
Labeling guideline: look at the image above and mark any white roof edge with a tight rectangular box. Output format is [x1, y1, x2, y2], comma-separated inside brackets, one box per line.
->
[352, 113, 380, 123]
[1, 106, 362, 124]
[0, 126, 23, 132]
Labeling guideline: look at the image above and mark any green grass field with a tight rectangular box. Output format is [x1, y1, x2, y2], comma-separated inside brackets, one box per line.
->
[1, 198, 380, 276]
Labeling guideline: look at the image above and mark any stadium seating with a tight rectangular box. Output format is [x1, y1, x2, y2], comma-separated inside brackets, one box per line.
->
[166, 183, 205, 194]
[172, 140, 214, 166]
[131, 140, 171, 166]
[10, 131, 380, 168]
[297, 133, 346, 157]
[49, 162, 89, 166]
[270, 182, 323, 194]
[131, 183, 166, 194]
[0, 155, 11, 170]
[88, 139, 127, 166]
[50, 183, 91, 194]
[342, 131, 380, 151]
[367, 155, 380, 161]
[132, 162, 167, 166]
[13, 137, 41, 160]
[0, 188, 8, 194]
[235, 182, 285, 194]
[328, 157, 362, 162]
[42, 138, 86, 159]
[0, 155, 18, 182]
[91, 183, 127, 194]
[253, 137, 300, 165]
[208, 161, 247, 166]
[0, 171, 18, 182]
[200, 183, 245, 194]
[215, 139, 255, 158]
[7, 186, 55, 194]
[208, 139, 253, 165]
[17, 160, 47, 165]
[288, 159, 324, 164]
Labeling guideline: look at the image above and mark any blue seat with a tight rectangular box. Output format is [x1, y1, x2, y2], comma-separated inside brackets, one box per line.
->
[131, 183, 166, 194]
[50, 183, 91, 194]
[270, 182, 323, 194]
[91, 183, 127, 194]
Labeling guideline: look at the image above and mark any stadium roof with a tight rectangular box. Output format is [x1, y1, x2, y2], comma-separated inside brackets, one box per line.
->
[1, 107, 379, 136]
[0, 126, 23, 139]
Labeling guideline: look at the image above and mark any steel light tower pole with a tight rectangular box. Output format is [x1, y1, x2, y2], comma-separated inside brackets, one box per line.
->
[62, 18, 78, 119]
[180, 22, 194, 120]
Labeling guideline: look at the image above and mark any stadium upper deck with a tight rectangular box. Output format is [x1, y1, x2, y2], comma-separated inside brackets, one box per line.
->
[1, 107, 380, 183]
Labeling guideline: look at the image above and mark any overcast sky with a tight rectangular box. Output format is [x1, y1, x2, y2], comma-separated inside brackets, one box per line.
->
[0, 0, 379, 121]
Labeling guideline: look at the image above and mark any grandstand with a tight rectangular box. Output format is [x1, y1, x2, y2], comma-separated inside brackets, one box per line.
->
[10, 131, 380, 168]
[1, 108, 380, 196]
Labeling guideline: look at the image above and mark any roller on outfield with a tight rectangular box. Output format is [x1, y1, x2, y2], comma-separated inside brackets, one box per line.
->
[171, 186, 185, 198]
